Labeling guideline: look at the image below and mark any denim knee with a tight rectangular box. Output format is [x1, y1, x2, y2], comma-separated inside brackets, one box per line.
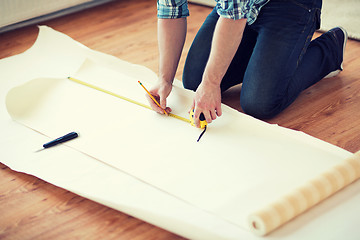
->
[240, 96, 282, 120]
[182, 70, 200, 91]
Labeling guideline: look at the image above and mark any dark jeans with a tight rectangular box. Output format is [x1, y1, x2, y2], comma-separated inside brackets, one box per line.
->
[183, 0, 341, 119]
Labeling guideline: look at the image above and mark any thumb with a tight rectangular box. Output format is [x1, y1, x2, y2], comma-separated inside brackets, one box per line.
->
[160, 95, 167, 109]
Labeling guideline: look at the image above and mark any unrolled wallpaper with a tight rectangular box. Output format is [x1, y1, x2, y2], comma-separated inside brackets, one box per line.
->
[1, 26, 360, 239]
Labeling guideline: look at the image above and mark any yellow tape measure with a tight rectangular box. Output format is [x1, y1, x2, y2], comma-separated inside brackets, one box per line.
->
[68, 77, 191, 124]
[189, 109, 207, 129]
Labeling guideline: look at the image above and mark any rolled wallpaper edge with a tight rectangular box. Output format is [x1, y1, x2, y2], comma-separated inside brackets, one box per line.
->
[248, 151, 360, 236]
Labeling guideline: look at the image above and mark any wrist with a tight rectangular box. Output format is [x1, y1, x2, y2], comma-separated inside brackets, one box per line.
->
[202, 69, 222, 88]
[158, 78, 173, 87]
[158, 73, 174, 85]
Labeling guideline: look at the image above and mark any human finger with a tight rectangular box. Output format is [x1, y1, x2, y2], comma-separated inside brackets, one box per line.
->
[202, 110, 213, 124]
[210, 109, 217, 120]
[216, 104, 222, 117]
[146, 93, 165, 114]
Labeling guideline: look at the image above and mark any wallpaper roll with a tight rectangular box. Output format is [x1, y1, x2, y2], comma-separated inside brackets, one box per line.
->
[248, 151, 360, 236]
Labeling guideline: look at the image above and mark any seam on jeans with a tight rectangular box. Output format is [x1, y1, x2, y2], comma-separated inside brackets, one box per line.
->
[296, 8, 315, 67]
[287, 0, 311, 11]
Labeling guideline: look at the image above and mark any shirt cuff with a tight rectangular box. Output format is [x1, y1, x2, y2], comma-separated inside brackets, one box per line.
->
[216, 0, 249, 20]
[157, 0, 190, 19]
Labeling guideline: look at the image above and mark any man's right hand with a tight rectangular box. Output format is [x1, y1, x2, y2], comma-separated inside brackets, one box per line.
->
[146, 81, 172, 114]
[152, 18, 186, 115]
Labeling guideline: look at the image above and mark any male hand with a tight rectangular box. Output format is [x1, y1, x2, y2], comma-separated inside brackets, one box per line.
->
[191, 81, 222, 128]
[146, 81, 172, 114]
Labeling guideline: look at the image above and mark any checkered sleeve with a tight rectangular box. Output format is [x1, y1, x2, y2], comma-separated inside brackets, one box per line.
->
[157, 0, 190, 19]
[216, 0, 269, 24]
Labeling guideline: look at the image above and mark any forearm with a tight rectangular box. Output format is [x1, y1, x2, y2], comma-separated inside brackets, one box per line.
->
[192, 17, 246, 125]
[157, 18, 187, 85]
[203, 17, 247, 87]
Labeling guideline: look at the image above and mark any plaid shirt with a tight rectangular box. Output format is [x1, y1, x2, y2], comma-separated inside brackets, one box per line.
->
[157, 0, 269, 25]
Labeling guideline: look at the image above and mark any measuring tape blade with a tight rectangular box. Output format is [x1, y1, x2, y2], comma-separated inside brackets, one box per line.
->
[68, 77, 190, 124]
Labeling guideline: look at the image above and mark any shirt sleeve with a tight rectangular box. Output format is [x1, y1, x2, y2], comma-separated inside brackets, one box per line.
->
[216, 0, 269, 24]
[157, 0, 190, 19]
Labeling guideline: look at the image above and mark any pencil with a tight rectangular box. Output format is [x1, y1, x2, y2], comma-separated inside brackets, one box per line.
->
[138, 81, 168, 115]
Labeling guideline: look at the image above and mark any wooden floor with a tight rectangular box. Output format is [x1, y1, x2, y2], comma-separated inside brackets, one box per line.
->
[0, 0, 359, 239]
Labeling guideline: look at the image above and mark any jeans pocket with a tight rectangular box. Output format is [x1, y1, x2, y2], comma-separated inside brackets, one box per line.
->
[289, 0, 322, 29]
[264, 0, 310, 26]
[288, 0, 312, 11]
